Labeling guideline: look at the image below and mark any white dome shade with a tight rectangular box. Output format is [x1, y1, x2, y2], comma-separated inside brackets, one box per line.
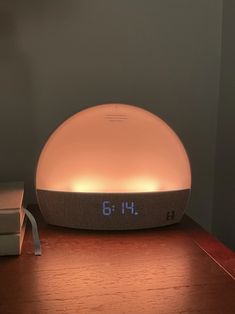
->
[36, 104, 191, 193]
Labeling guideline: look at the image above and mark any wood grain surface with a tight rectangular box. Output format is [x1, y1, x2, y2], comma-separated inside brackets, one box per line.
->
[0, 207, 234, 314]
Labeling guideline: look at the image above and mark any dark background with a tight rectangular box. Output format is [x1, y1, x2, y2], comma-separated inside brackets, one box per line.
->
[0, 1, 234, 250]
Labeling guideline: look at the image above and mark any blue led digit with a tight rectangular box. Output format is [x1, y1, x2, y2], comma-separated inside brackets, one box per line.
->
[102, 201, 112, 216]
[121, 201, 125, 215]
[125, 201, 134, 215]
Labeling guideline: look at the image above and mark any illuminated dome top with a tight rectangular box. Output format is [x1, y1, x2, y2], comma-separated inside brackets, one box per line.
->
[36, 104, 191, 193]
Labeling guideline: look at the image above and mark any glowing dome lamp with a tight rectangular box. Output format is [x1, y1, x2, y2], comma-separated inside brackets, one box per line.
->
[36, 104, 191, 230]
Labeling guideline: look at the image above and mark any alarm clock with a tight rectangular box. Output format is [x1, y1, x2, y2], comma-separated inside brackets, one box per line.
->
[36, 103, 191, 230]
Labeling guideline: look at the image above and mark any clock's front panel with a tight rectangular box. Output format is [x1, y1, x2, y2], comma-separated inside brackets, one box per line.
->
[37, 189, 190, 230]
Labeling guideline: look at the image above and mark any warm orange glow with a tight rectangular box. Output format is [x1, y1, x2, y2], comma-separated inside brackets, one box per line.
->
[69, 176, 160, 193]
[36, 104, 191, 193]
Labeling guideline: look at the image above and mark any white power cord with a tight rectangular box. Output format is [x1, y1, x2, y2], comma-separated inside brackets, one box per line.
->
[24, 208, 42, 256]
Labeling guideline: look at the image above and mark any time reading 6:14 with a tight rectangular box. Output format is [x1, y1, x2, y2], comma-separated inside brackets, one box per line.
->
[102, 201, 139, 216]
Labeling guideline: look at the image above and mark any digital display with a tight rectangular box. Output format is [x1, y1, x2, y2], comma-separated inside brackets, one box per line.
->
[102, 200, 139, 216]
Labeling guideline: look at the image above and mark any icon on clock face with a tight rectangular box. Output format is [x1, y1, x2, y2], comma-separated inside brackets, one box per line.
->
[102, 200, 139, 216]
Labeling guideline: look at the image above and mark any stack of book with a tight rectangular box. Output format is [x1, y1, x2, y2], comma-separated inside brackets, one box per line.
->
[0, 182, 26, 256]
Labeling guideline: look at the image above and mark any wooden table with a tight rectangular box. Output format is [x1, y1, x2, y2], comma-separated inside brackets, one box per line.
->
[0, 207, 234, 314]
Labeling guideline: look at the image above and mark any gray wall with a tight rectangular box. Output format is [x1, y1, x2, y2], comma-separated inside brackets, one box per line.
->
[0, 1, 222, 231]
[213, 0, 235, 250]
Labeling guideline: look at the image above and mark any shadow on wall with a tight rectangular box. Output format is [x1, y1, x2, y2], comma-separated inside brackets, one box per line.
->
[0, 9, 37, 203]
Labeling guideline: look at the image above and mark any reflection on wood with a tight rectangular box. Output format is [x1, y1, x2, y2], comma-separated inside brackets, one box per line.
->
[0, 206, 234, 313]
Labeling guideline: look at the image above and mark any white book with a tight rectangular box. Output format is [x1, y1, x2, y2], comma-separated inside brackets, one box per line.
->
[0, 181, 24, 210]
[0, 182, 26, 255]
[0, 207, 25, 234]
[0, 215, 27, 256]
[0, 182, 24, 234]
